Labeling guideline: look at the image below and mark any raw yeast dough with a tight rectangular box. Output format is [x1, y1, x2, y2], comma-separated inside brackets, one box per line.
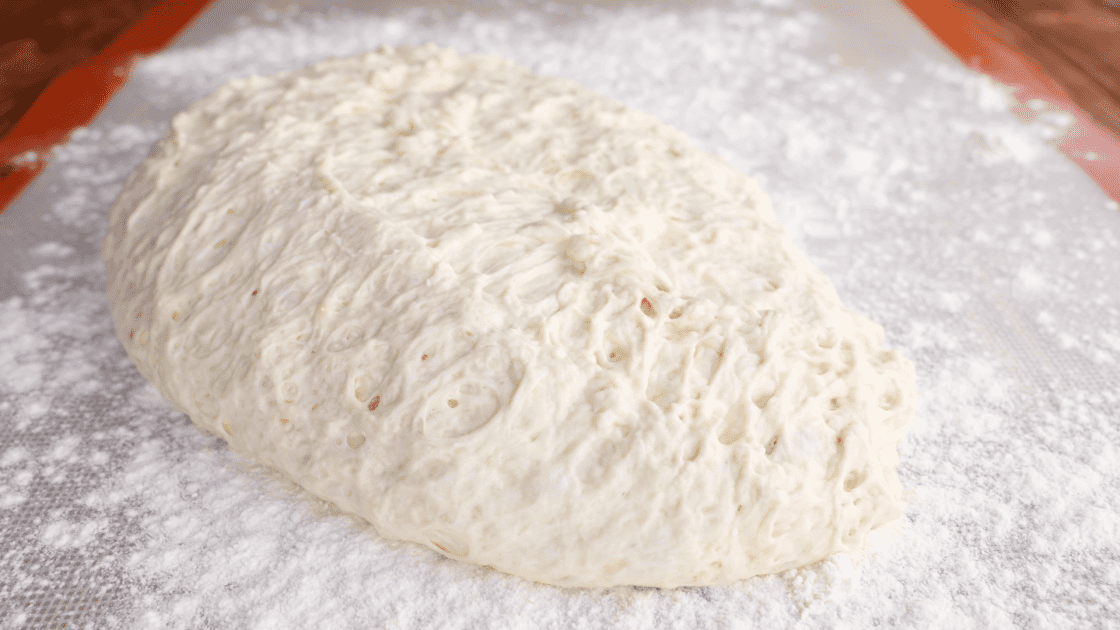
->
[102, 44, 916, 587]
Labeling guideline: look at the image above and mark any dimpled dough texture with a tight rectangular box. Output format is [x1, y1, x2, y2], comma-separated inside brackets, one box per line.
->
[102, 45, 916, 588]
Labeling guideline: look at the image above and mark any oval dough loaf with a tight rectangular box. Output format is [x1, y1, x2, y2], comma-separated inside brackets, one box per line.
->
[102, 44, 916, 587]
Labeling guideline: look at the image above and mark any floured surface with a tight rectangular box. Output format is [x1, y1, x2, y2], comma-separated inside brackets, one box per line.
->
[102, 45, 914, 587]
[1, 0, 1119, 627]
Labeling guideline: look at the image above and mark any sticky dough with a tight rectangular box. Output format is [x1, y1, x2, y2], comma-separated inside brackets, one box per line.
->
[102, 44, 916, 587]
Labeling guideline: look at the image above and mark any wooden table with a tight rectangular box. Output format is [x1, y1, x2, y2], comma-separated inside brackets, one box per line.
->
[958, 0, 1120, 139]
[2, 0, 1120, 212]
[902, 0, 1120, 202]
[0, 0, 213, 213]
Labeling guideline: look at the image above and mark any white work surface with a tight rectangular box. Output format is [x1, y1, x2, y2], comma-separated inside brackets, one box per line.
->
[1, 0, 1118, 628]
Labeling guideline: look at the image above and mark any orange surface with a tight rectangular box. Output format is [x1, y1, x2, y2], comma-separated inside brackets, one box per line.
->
[0, 0, 215, 214]
[900, 0, 1120, 202]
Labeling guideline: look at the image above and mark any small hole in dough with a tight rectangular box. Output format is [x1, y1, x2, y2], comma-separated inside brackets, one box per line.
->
[556, 197, 579, 214]
[428, 532, 468, 557]
[222, 421, 233, 436]
[668, 306, 684, 320]
[718, 427, 743, 445]
[765, 434, 780, 456]
[717, 417, 744, 445]
[347, 431, 366, 449]
[844, 469, 866, 491]
[879, 393, 900, 410]
[354, 374, 373, 402]
[685, 441, 702, 461]
[280, 417, 290, 425]
[752, 391, 773, 409]
[773, 517, 795, 536]
[327, 325, 364, 352]
[608, 347, 628, 363]
[603, 560, 627, 575]
[828, 397, 842, 410]
[879, 382, 901, 410]
[234, 356, 251, 381]
[639, 297, 656, 318]
[422, 383, 499, 439]
[275, 289, 306, 313]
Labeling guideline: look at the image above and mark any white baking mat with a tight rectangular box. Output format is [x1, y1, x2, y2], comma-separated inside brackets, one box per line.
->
[1, 0, 1118, 627]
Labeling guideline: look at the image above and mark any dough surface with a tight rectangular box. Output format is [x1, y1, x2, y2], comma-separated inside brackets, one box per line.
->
[102, 44, 916, 587]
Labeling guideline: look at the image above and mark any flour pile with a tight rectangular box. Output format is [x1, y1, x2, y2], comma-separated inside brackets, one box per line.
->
[101, 44, 914, 587]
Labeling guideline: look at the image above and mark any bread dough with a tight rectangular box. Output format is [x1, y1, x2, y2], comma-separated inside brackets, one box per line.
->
[102, 44, 915, 587]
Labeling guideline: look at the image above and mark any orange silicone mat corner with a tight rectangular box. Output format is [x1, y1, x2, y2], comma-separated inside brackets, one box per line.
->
[0, 0, 216, 215]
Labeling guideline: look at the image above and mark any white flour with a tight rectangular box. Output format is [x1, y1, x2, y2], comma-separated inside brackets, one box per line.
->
[1, 0, 1118, 627]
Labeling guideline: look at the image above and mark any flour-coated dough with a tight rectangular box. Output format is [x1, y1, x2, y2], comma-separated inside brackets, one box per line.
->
[102, 44, 916, 587]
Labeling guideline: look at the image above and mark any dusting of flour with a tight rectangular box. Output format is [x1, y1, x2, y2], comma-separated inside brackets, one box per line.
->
[1, 0, 1119, 628]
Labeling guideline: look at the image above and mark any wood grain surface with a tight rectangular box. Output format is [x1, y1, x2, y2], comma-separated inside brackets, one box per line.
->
[0, 0, 212, 214]
[960, 0, 1120, 140]
[0, 0, 161, 141]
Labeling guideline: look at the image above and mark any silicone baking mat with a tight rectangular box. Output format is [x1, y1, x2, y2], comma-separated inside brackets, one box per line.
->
[1, 1, 1118, 628]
